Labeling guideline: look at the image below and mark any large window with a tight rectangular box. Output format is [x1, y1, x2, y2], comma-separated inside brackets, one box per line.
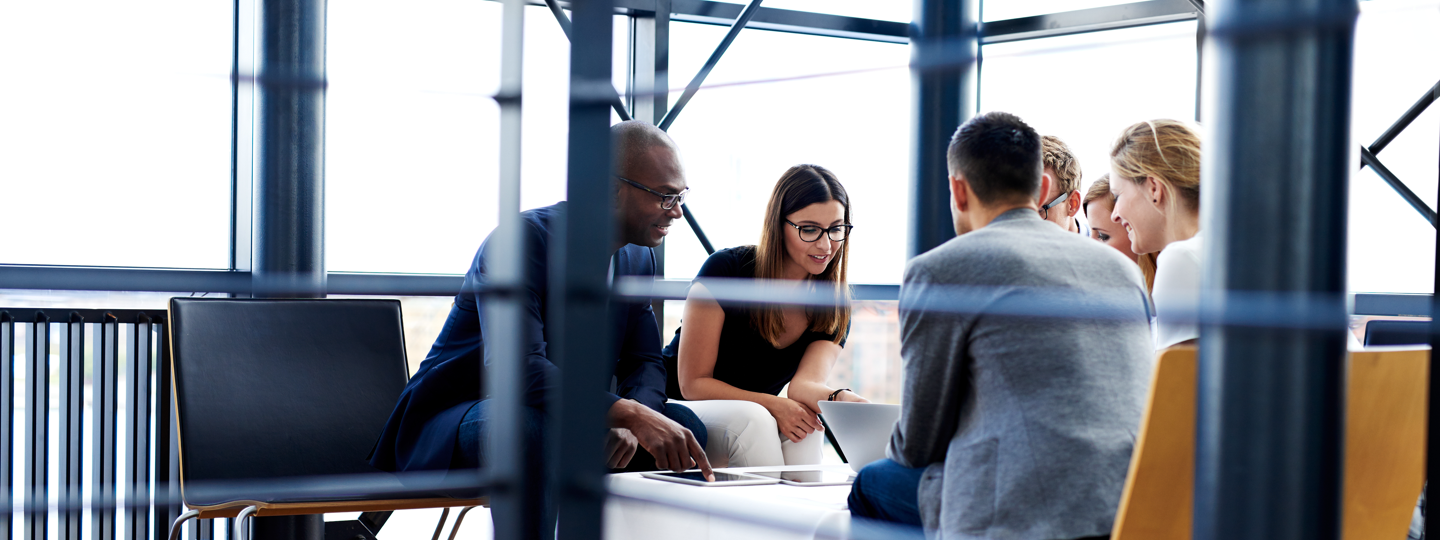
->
[978, 20, 1199, 213]
[1346, 0, 1440, 294]
[0, 0, 232, 269]
[664, 24, 911, 285]
[326, 3, 628, 275]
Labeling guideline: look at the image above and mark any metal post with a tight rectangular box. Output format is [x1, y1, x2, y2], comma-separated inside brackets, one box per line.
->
[631, 0, 671, 326]
[0, 312, 11, 540]
[1428, 86, 1440, 540]
[908, 0, 976, 259]
[92, 314, 118, 540]
[24, 314, 48, 540]
[252, 0, 326, 299]
[1194, 0, 1356, 539]
[484, 0, 534, 538]
[551, 0, 615, 539]
[58, 314, 83, 540]
[657, 0, 763, 132]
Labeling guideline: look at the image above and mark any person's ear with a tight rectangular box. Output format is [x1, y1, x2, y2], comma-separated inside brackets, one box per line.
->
[949, 175, 970, 213]
[1146, 176, 1165, 208]
[1038, 173, 1054, 205]
[1066, 190, 1082, 218]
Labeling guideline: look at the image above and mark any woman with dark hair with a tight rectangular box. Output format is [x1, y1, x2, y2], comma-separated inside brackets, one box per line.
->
[662, 164, 869, 467]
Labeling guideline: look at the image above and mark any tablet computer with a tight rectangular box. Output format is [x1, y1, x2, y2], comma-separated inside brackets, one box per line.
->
[638, 470, 780, 487]
[746, 470, 856, 486]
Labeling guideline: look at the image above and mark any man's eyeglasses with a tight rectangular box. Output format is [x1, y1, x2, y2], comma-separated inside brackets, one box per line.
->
[785, 220, 854, 243]
[616, 176, 688, 210]
[1040, 192, 1067, 220]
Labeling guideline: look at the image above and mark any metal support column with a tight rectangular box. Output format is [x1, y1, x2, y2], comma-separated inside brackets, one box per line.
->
[1429, 82, 1440, 540]
[908, 0, 976, 259]
[551, 0, 615, 539]
[252, 0, 327, 299]
[631, 0, 671, 327]
[1195, 0, 1356, 539]
[484, 0, 535, 538]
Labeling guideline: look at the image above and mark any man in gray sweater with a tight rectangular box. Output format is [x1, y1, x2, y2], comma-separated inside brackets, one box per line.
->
[847, 112, 1154, 539]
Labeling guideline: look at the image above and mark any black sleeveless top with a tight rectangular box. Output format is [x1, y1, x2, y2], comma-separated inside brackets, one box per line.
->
[662, 246, 847, 400]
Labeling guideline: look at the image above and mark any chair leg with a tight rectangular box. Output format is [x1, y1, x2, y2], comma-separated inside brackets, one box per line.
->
[233, 506, 260, 540]
[443, 506, 478, 540]
[168, 509, 201, 540]
[429, 508, 451, 540]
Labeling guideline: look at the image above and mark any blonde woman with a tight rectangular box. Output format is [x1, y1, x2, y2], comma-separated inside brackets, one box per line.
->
[1108, 119, 1202, 348]
[1083, 175, 1158, 292]
[661, 164, 867, 467]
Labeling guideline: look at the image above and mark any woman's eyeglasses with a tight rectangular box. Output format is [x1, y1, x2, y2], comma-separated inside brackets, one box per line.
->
[785, 220, 853, 243]
[615, 175, 688, 210]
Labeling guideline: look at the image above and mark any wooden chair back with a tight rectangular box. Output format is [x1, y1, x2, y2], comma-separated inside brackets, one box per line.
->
[1110, 346, 1427, 540]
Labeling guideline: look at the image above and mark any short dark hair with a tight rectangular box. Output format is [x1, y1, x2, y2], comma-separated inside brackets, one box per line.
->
[946, 112, 1043, 205]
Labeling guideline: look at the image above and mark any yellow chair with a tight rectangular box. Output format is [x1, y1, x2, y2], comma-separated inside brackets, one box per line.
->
[1111, 346, 1427, 540]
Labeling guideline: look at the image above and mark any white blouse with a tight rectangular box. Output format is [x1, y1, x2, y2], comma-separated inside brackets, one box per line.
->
[1152, 233, 1202, 349]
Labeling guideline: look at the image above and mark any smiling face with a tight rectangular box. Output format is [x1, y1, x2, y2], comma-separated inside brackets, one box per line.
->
[782, 200, 846, 278]
[1085, 197, 1138, 262]
[616, 145, 686, 248]
[1108, 173, 1166, 255]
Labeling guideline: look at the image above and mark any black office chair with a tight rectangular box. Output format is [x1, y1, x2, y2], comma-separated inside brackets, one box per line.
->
[165, 298, 482, 540]
[1363, 319, 1432, 347]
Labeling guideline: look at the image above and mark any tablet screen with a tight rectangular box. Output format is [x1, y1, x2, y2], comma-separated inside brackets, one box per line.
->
[748, 470, 855, 484]
[651, 471, 758, 482]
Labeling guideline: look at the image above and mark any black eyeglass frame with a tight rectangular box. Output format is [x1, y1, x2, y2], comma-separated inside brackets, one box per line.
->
[1040, 192, 1068, 220]
[615, 175, 688, 210]
[784, 220, 854, 243]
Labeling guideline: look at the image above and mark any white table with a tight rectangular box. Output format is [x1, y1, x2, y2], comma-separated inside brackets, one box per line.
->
[604, 464, 856, 540]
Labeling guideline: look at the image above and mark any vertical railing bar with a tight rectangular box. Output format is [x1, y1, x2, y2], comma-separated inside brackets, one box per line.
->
[0, 311, 14, 540]
[93, 314, 118, 540]
[126, 315, 152, 540]
[24, 313, 49, 540]
[152, 320, 177, 540]
[59, 313, 84, 540]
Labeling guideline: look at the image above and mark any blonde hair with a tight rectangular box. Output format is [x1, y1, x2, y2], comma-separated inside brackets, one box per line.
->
[1084, 174, 1159, 293]
[1041, 135, 1082, 194]
[753, 165, 852, 347]
[1109, 119, 1201, 215]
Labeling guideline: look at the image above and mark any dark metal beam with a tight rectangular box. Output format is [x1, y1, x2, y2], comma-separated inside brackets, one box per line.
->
[979, 0, 1197, 44]
[1367, 79, 1439, 156]
[1360, 146, 1436, 227]
[657, 0, 763, 131]
[679, 204, 716, 254]
[908, 0, 976, 259]
[553, 1, 615, 539]
[252, 0, 327, 299]
[541, 0, 634, 121]
[668, 0, 906, 43]
[1429, 86, 1440, 540]
[1194, 0, 1355, 539]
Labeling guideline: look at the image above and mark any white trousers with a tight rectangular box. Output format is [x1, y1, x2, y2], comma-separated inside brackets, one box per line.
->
[670, 399, 823, 468]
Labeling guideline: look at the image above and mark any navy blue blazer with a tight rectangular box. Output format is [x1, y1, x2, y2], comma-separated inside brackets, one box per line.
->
[369, 202, 668, 472]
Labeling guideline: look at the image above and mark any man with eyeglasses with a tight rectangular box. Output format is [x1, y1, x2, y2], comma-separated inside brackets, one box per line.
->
[370, 120, 710, 540]
[1038, 135, 1090, 236]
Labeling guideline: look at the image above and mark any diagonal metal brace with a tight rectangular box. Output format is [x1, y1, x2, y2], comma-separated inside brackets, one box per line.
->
[1361, 146, 1436, 227]
[658, 0, 765, 131]
[542, 0, 633, 121]
[1367, 79, 1439, 156]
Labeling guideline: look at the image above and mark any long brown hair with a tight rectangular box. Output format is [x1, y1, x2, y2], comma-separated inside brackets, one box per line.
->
[1110, 119, 1202, 216]
[752, 165, 852, 347]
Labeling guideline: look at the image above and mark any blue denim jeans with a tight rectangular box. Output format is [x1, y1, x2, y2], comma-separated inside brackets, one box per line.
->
[848, 458, 925, 526]
[455, 400, 707, 540]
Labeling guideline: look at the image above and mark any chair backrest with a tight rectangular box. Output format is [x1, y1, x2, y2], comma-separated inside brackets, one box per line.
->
[1111, 346, 1428, 540]
[1111, 346, 1196, 540]
[1342, 347, 1428, 540]
[168, 298, 411, 506]
[1363, 319, 1430, 347]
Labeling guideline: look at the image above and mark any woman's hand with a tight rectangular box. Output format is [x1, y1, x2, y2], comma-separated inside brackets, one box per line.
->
[836, 390, 870, 403]
[764, 396, 824, 443]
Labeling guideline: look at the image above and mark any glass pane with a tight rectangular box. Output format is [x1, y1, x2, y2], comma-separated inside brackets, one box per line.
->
[326, 4, 629, 274]
[666, 24, 911, 284]
[703, 0, 909, 23]
[978, 21, 1198, 223]
[1347, 0, 1440, 294]
[983, 0, 1140, 22]
[0, 1, 232, 268]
